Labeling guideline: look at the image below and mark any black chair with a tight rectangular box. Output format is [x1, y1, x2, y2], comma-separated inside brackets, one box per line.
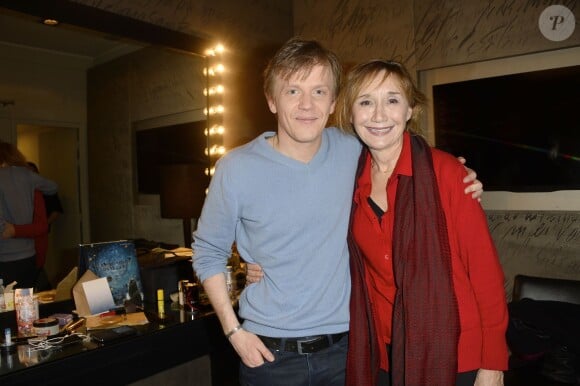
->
[505, 275, 580, 386]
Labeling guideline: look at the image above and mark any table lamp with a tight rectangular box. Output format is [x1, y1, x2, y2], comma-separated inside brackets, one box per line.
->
[159, 164, 209, 247]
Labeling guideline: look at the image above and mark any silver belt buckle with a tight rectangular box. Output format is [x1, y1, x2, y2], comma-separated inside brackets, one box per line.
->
[296, 337, 319, 355]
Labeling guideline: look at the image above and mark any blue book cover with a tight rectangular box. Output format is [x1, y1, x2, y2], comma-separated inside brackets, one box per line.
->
[78, 240, 143, 307]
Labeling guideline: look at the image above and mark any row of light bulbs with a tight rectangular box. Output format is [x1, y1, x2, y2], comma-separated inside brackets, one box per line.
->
[204, 43, 226, 177]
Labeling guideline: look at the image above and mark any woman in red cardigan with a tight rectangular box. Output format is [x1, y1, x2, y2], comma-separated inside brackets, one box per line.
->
[335, 60, 508, 386]
[3, 191, 49, 268]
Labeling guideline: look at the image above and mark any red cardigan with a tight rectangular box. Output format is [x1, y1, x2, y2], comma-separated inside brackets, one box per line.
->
[350, 133, 508, 373]
[13, 190, 48, 267]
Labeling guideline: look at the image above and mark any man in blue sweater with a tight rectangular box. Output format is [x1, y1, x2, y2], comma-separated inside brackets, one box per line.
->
[192, 37, 482, 386]
[0, 141, 58, 289]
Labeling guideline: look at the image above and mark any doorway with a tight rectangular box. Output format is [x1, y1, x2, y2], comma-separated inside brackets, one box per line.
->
[17, 124, 82, 287]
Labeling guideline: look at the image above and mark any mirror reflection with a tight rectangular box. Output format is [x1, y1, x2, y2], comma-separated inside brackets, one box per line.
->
[0, 9, 210, 293]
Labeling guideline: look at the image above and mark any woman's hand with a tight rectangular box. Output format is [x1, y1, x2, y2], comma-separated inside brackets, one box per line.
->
[245, 263, 264, 284]
[474, 369, 504, 386]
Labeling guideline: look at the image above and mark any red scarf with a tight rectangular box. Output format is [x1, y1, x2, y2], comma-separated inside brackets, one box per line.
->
[346, 135, 459, 386]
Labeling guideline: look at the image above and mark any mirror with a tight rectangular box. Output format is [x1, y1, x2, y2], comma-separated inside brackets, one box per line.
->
[0, 2, 215, 291]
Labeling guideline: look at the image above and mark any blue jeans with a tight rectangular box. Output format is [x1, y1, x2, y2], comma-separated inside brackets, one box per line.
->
[239, 334, 348, 386]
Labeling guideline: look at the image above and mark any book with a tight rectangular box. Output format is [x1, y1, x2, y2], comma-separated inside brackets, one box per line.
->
[78, 240, 143, 307]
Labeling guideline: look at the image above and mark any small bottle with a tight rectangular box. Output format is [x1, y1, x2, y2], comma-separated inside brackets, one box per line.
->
[178, 280, 189, 309]
[0, 279, 5, 312]
[157, 289, 165, 319]
[3, 281, 16, 311]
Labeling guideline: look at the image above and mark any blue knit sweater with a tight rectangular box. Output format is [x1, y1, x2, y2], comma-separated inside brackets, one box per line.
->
[193, 127, 361, 337]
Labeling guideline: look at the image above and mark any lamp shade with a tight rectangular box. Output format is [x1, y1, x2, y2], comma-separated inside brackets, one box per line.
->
[159, 164, 209, 219]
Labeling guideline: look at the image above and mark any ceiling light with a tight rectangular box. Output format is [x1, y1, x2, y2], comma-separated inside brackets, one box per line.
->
[43, 19, 59, 26]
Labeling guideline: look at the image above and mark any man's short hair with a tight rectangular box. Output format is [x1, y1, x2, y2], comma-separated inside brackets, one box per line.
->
[263, 37, 342, 100]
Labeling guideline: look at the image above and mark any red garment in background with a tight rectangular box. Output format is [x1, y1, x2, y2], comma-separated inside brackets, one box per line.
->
[13, 190, 48, 267]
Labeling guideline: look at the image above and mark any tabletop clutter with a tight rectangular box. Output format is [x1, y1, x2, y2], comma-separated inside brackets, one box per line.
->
[0, 268, 172, 354]
[0, 240, 239, 356]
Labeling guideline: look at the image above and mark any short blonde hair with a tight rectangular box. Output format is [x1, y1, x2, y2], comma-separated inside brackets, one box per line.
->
[263, 37, 342, 100]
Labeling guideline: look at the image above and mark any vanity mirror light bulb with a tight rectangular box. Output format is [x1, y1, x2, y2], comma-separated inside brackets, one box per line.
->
[205, 106, 222, 115]
[207, 125, 224, 136]
[205, 44, 224, 56]
[204, 87, 218, 96]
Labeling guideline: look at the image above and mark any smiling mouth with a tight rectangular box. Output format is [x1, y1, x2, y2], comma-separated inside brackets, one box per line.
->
[367, 126, 393, 135]
[296, 117, 318, 123]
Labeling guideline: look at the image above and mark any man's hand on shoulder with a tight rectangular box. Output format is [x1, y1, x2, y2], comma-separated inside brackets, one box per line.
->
[245, 263, 264, 284]
[458, 156, 483, 201]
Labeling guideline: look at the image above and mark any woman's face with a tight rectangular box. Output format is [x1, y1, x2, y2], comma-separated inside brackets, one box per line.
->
[350, 71, 412, 153]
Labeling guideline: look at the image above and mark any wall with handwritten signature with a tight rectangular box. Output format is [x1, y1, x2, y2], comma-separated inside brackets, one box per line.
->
[488, 211, 580, 299]
[293, 0, 579, 70]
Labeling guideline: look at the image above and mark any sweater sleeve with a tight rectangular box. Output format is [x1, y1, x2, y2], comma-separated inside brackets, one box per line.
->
[192, 157, 238, 282]
[13, 190, 48, 238]
[436, 152, 509, 370]
[462, 212, 509, 370]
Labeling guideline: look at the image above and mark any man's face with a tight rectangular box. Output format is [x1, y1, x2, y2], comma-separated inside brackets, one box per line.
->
[267, 64, 336, 149]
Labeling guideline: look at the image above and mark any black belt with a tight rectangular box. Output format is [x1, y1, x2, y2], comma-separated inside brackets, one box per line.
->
[258, 332, 348, 354]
